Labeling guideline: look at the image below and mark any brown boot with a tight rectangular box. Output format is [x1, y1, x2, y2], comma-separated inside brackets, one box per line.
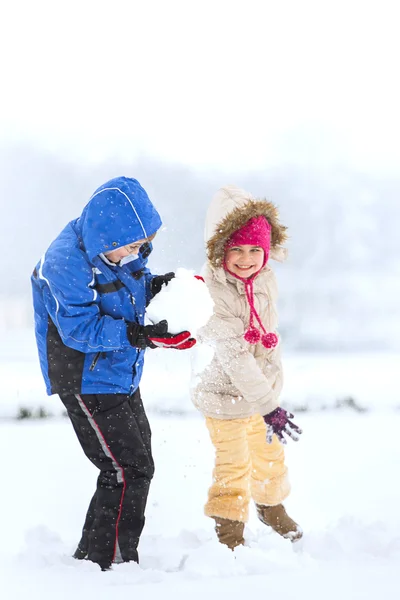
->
[256, 504, 303, 542]
[212, 517, 245, 550]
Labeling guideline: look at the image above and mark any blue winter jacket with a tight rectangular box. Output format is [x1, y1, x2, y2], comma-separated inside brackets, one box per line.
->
[31, 177, 163, 396]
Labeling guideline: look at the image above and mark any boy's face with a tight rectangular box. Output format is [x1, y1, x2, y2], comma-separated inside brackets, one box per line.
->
[105, 234, 154, 263]
[225, 244, 264, 278]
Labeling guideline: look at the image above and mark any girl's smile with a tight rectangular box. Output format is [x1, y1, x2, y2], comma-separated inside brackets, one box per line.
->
[225, 245, 265, 278]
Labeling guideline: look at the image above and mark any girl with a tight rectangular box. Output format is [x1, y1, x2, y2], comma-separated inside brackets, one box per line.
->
[191, 185, 302, 550]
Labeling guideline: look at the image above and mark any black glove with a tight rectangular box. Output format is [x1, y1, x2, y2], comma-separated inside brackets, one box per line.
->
[150, 272, 175, 297]
[126, 319, 196, 350]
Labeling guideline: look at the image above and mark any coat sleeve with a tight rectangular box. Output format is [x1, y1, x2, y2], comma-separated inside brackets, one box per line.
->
[200, 291, 277, 407]
[39, 253, 131, 353]
[143, 267, 156, 305]
[125, 246, 156, 305]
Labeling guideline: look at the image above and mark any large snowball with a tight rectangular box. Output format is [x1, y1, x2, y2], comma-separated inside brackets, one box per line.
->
[146, 268, 214, 336]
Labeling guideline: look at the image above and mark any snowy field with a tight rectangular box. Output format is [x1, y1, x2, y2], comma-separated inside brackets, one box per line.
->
[1, 328, 400, 598]
[1, 411, 400, 599]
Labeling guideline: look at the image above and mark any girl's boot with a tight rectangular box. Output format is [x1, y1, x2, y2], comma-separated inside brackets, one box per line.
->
[213, 516, 245, 550]
[256, 503, 303, 541]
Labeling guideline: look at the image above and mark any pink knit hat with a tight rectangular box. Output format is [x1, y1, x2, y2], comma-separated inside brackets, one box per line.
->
[226, 216, 271, 267]
[224, 216, 278, 349]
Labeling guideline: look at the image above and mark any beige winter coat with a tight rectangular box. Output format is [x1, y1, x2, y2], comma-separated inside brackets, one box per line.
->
[191, 185, 288, 420]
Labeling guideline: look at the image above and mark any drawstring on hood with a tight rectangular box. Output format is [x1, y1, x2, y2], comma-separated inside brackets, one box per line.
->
[242, 279, 278, 348]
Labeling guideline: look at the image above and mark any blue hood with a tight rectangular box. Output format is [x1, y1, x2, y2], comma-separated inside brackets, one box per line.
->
[76, 177, 162, 260]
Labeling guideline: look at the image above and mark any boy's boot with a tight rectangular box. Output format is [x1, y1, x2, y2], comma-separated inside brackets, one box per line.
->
[256, 503, 303, 541]
[73, 544, 87, 560]
[213, 516, 245, 550]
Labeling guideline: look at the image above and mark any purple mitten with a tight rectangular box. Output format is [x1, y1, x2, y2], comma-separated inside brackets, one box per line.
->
[263, 407, 302, 444]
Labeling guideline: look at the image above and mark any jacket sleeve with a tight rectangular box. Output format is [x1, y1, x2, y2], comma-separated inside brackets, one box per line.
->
[137, 241, 156, 304]
[127, 262, 155, 305]
[143, 267, 156, 305]
[125, 245, 156, 305]
[39, 254, 131, 353]
[200, 293, 278, 407]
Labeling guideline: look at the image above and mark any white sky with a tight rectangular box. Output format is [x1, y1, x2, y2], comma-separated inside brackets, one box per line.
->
[1, 0, 399, 172]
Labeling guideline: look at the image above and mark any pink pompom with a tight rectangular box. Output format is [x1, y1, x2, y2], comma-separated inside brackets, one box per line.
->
[244, 327, 261, 344]
[261, 333, 278, 349]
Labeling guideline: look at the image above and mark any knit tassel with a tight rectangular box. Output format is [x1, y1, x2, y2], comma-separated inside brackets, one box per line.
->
[261, 332, 278, 349]
[244, 326, 261, 344]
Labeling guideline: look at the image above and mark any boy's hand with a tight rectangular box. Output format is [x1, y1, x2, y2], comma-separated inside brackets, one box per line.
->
[151, 272, 175, 297]
[145, 320, 196, 349]
[127, 320, 196, 350]
[263, 407, 302, 444]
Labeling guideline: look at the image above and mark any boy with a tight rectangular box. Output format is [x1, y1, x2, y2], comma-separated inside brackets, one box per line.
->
[32, 176, 195, 570]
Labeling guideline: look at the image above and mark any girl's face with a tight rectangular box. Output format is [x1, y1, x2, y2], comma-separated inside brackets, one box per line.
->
[224, 245, 265, 278]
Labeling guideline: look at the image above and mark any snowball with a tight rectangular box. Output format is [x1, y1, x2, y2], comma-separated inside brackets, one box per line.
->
[146, 268, 214, 336]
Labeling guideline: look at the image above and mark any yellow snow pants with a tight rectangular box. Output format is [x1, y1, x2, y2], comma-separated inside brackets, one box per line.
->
[205, 414, 290, 522]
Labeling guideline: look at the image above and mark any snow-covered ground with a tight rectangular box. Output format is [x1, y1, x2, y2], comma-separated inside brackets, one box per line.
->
[1, 411, 399, 599]
[2, 326, 400, 597]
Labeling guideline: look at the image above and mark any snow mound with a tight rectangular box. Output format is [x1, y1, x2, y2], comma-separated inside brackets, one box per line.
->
[146, 268, 214, 336]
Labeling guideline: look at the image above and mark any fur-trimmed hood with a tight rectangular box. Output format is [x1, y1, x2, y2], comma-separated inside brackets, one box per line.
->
[205, 185, 288, 268]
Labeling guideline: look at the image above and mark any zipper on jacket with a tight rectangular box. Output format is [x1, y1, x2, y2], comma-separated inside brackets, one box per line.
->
[89, 351, 101, 371]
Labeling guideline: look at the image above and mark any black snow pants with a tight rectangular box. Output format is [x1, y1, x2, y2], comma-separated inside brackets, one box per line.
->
[59, 388, 154, 570]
